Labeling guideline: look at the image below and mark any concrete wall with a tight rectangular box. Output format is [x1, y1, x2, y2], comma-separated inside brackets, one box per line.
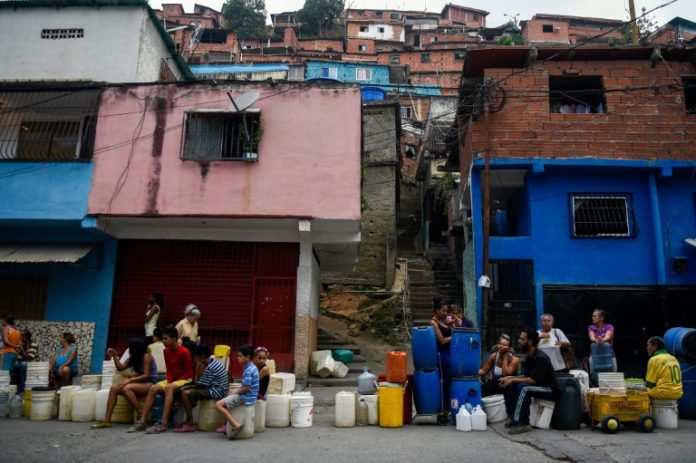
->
[88, 83, 362, 221]
[0, 6, 172, 82]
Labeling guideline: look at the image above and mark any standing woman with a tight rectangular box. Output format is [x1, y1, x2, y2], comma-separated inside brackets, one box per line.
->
[254, 347, 271, 399]
[176, 304, 200, 346]
[49, 332, 78, 388]
[537, 313, 572, 373]
[1, 315, 21, 371]
[145, 292, 164, 344]
[91, 337, 157, 429]
[429, 298, 452, 405]
[588, 308, 617, 372]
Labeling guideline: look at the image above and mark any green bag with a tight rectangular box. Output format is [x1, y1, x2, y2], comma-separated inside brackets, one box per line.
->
[332, 349, 354, 364]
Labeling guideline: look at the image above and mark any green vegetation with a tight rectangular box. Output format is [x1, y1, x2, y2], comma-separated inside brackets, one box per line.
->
[297, 0, 344, 38]
[222, 0, 269, 39]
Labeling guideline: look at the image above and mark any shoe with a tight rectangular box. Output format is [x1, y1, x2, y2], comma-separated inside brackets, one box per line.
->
[91, 421, 112, 429]
[146, 422, 168, 434]
[508, 424, 532, 435]
[504, 419, 515, 428]
[216, 425, 226, 434]
[127, 421, 147, 433]
[174, 423, 196, 433]
[228, 424, 244, 439]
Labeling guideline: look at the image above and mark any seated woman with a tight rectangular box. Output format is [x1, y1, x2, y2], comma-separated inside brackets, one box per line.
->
[91, 337, 157, 429]
[478, 334, 519, 397]
[176, 304, 200, 346]
[254, 347, 271, 399]
[49, 332, 78, 389]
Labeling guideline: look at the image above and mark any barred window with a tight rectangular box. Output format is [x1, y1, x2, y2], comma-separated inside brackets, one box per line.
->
[571, 194, 635, 238]
[0, 276, 48, 320]
[182, 111, 261, 161]
[41, 28, 84, 39]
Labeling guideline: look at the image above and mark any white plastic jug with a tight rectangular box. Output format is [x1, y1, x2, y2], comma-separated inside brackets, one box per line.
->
[456, 405, 472, 431]
[95, 389, 109, 422]
[8, 394, 23, 418]
[357, 367, 377, 395]
[71, 389, 96, 422]
[58, 386, 81, 421]
[471, 405, 487, 431]
[265, 394, 291, 428]
[335, 391, 356, 427]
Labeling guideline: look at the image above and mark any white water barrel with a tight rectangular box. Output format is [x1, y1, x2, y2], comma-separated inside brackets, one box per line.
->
[25, 362, 50, 391]
[59, 386, 81, 421]
[265, 394, 290, 427]
[81, 375, 101, 390]
[290, 392, 314, 428]
[95, 389, 110, 422]
[198, 399, 224, 431]
[335, 391, 356, 427]
[30, 388, 56, 421]
[228, 404, 255, 440]
[72, 389, 96, 421]
[254, 400, 266, 432]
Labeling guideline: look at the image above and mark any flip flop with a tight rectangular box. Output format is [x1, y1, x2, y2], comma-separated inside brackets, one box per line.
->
[228, 423, 244, 439]
[174, 423, 196, 433]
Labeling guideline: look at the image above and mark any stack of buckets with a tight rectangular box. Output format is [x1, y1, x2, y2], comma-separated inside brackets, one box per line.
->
[449, 328, 483, 417]
[411, 326, 443, 418]
[377, 351, 409, 427]
[664, 327, 696, 424]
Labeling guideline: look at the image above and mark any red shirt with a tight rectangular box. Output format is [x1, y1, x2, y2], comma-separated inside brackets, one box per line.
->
[163, 344, 193, 383]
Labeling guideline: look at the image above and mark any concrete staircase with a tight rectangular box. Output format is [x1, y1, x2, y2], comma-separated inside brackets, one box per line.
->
[305, 329, 366, 387]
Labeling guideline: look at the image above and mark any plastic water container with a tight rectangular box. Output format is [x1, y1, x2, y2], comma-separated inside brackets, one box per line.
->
[413, 369, 441, 414]
[529, 398, 555, 429]
[664, 327, 696, 361]
[357, 395, 379, 425]
[80, 375, 101, 390]
[450, 376, 482, 415]
[552, 374, 582, 430]
[95, 389, 109, 422]
[590, 343, 614, 373]
[23, 391, 32, 417]
[652, 399, 679, 429]
[378, 383, 404, 428]
[8, 393, 22, 419]
[111, 395, 133, 423]
[335, 391, 356, 427]
[411, 326, 438, 370]
[198, 399, 224, 431]
[482, 394, 507, 423]
[265, 394, 291, 428]
[455, 405, 472, 431]
[333, 349, 354, 364]
[312, 350, 335, 378]
[386, 351, 407, 383]
[266, 359, 276, 374]
[228, 404, 255, 440]
[679, 360, 696, 419]
[471, 405, 487, 431]
[59, 386, 81, 421]
[361, 87, 386, 101]
[30, 387, 56, 420]
[358, 367, 377, 395]
[71, 389, 96, 421]
[290, 392, 314, 428]
[450, 328, 481, 377]
[254, 400, 266, 432]
[0, 391, 8, 419]
[147, 393, 165, 425]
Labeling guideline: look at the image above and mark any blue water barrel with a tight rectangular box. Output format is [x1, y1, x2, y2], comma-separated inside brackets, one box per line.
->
[413, 369, 442, 414]
[664, 327, 696, 361]
[590, 343, 614, 373]
[412, 326, 438, 370]
[361, 87, 386, 101]
[450, 376, 482, 415]
[551, 374, 582, 430]
[450, 328, 481, 377]
[679, 360, 696, 420]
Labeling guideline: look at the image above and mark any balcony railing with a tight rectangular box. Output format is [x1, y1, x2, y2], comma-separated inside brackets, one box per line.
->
[0, 89, 101, 161]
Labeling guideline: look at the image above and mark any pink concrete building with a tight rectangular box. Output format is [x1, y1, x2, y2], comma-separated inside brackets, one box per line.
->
[88, 82, 362, 378]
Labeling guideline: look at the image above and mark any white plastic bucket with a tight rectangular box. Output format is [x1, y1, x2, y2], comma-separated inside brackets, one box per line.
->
[198, 399, 224, 432]
[59, 386, 81, 421]
[265, 394, 290, 428]
[228, 404, 255, 440]
[652, 399, 679, 429]
[290, 392, 314, 428]
[482, 394, 507, 423]
[30, 389, 56, 421]
[529, 398, 555, 429]
[254, 400, 266, 432]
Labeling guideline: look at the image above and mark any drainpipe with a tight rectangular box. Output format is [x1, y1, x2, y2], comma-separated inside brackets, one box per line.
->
[648, 171, 669, 328]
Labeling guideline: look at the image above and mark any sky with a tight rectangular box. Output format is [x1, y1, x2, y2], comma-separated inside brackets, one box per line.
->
[149, 0, 692, 28]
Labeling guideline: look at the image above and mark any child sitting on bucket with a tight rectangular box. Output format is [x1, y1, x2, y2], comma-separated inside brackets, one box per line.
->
[215, 344, 259, 437]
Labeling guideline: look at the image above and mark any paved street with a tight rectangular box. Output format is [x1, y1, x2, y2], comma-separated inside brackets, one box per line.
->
[2, 386, 696, 463]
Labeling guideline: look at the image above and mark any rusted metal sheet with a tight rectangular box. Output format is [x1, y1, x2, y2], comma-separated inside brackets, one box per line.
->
[0, 243, 94, 263]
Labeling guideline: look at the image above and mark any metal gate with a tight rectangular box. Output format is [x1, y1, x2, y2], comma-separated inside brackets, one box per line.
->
[487, 260, 535, 351]
[107, 240, 298, 375]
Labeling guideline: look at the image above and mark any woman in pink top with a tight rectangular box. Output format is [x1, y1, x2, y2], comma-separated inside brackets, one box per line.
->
[588, 308, 617, 372]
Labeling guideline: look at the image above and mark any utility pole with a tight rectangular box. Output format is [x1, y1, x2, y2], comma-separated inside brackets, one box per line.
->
[628, 0, 640, 44]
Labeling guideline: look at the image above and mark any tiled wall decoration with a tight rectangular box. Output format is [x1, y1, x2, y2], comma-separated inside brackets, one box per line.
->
[15, 320, 94, 375]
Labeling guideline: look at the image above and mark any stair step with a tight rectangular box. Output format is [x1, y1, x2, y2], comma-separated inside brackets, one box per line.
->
[306, 375, 360, 387]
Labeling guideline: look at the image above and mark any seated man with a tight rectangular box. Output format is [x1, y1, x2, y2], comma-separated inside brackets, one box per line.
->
[175, 345, 229, 433]
[645, 336, 683, 400]
[215, 344, 259, 437]
[128, 327, 193, 434]
[500, 327, 561, 435]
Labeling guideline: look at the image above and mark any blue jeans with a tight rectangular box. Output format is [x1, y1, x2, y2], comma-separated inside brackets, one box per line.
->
[1, 352, 16, 371]
[12, 360, 28, 393]
[504, 382, 558, 425]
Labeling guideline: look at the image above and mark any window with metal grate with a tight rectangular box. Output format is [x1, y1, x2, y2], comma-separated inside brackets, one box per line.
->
[0, 276, 48, 320]
[570, 194, 635, 238]
[41, 28, 84, 39]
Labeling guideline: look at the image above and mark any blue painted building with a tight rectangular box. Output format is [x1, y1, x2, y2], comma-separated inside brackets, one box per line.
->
[453, 47, 696, 376]
[0, 86, 115, 373]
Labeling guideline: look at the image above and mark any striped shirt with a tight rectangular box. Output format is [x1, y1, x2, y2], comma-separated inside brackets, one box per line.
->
[17, 342, 38, 361]
[240, 361, 259, 405]
[198, 358, 229, 400]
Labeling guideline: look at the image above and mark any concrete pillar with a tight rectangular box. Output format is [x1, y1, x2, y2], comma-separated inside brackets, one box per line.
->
[294, 220, 319, 379]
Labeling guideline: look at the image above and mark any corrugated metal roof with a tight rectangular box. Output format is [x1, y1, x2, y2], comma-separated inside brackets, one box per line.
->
[0, 243, 95, 264]
[191, 64, 290, 74]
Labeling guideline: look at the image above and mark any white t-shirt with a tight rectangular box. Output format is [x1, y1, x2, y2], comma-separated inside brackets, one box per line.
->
[537, 328, 570, 371]
[144, 305, 160, 337]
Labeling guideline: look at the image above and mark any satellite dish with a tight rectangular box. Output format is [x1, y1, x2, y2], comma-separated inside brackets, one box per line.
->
[227, 90, 260, 112]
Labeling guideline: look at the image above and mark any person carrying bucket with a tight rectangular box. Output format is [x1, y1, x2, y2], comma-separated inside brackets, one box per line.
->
[645, 336, 683, 400]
